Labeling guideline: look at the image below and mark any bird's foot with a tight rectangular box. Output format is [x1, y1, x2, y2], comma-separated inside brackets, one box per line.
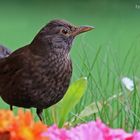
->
[37, 108, 43, 122]
[10, 105, 13, 110]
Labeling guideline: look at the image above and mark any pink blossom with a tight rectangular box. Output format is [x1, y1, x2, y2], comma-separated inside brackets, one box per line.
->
[43, 125, 70, 140]
[43, 120, 140, 140]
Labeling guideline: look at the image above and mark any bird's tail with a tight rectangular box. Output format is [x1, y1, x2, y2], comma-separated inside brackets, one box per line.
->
[0, 45, 12, 58]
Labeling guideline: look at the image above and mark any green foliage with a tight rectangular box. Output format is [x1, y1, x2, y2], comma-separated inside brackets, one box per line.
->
[57, 77, 87, 127]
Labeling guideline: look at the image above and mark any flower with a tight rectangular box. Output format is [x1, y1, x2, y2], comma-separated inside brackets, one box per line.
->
[121, 77, 134, 92]
[1, 109, 140, 140]
[0, 109, 48, 140]
[43, 120, 140, 140]
[68, 120, 133, 140]
[43, 125, 70, 140]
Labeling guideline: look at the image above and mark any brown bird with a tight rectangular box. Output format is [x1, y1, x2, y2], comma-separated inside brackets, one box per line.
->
[0, 19, 94, 121]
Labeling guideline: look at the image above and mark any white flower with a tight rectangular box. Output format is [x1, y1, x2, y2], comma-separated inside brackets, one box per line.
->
[121, 77, 134, 92]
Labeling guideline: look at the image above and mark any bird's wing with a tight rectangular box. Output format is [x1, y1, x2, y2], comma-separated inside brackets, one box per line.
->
[0, 45, 30, 74]
[0, 45, 31, 91]
[0, 45, 35, 106]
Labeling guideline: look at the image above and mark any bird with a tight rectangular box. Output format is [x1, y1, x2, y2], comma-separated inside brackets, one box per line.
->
[0, 19, 94, 121]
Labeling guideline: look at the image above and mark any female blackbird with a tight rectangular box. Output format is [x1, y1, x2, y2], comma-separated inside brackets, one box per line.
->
[0, 19, 94, 121]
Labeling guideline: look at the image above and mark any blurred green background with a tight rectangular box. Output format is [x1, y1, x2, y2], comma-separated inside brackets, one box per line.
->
[0, 0, 140, 129]
[0, 0, 139, 51]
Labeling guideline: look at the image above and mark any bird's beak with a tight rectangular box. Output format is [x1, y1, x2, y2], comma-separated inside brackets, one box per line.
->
[72, 26, 95, 36]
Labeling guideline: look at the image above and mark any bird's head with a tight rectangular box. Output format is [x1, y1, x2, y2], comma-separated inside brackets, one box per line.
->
[31, 19, 94, 53]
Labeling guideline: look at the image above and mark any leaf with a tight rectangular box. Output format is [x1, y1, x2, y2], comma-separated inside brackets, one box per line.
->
[76, 92, 124, 119]
[78, 101, 102, 118]
[57, 77, 87, 127]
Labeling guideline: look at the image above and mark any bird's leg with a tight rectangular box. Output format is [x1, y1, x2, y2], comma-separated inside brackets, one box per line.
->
[10, 105, 13, 110]
[37, 108, 43, 121]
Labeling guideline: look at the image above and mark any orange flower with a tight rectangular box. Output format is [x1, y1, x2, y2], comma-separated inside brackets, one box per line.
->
[0, 109, 49, 140]
[0, 110, 14, 132]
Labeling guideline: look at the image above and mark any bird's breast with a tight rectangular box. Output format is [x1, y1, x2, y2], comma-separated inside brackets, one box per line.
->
[29, 53, 72, 108]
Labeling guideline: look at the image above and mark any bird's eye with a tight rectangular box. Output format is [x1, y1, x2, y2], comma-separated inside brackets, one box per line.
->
[62, 29, 68, 34]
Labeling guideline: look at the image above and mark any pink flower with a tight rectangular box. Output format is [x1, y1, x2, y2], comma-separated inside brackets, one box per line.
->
[43, 120, 140, 140]
[131, 131, 140, 140]
[43, 125, 70, 140]
[68, 121, 104, 140]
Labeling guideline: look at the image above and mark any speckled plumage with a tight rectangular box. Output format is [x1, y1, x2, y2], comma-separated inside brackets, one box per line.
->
[0, 19, 93, 121]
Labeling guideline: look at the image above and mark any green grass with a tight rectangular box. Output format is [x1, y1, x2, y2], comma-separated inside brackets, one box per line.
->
[0, 0, 140, 131]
